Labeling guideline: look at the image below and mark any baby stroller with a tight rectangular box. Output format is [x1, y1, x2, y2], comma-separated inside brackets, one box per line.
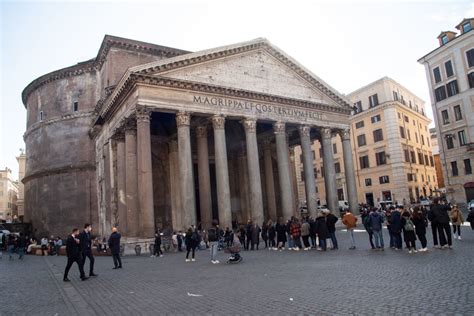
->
[224, 245, 243, 264]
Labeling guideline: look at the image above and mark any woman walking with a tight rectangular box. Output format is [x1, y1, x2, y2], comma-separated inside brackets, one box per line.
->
[412, 207, 428, 252]
[401, 210, 417, 253]
[450, 205, 464, 240]
[185, 227, 198, 262]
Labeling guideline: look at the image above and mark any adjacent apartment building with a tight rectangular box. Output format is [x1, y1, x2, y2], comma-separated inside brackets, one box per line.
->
[0, 167, 19, 222]
[294, 77, 438, 208]
[418, 18, 474, 208]
[16, 150, 26, 221]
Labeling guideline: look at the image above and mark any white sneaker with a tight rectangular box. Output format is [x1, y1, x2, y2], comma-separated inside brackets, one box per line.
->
[215, 260, 220, 264]
[160, 255, 164, 257]
[191, 258, 195, 262]
[295, 248, 300, 251]
[150, 255, 155, 258]
[288, 248, 292, 251]
[458, 236, 462, 240]
[413, 250, 418, 253]
[185, 259, 190, 262]
[409, 250, 413, 254]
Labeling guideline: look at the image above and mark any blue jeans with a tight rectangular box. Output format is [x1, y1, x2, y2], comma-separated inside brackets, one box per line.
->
[8, 245, 15, 258]
[210, 242, 218, 261]
[373, 230, 384, 248]
[319, 238, 327, 251]
[329, 232, 338, 249]
[18, 247, 25, 259]
[348, 230, 356, 248]
[288, 235, 294, 249]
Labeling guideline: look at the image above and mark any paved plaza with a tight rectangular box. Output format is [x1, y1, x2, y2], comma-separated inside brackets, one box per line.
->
[1, 226, 474, 315]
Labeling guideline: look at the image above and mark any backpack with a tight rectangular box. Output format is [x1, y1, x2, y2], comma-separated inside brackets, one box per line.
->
[191, 231, 199, 242]
[207, 228, 218, 242]
[404, 218, 414, 231]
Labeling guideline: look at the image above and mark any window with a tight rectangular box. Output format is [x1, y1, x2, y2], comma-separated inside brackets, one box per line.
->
[333, 143, 337, 154]
[334, 162, 341, 174]
[39, 111, 43, 122]
[398, 112, 401, 119]
[441, 35, 448, 45]
[319, 148, 322, 158]
[458, 130, 467, 146]
[430, 156, 434, 167]
[357, 134, 366, 147]
[424, 155, 429, 165]
[379, 176, 390, 184]
[399, 126, 405, 139]
[73, 101, 79, 112]
[360, 155, 370, 169]
[445, 60, 454, 77]
[373, 129, 383, 142]
[371, 115, 381, 123]
[435, 86, 447, 102]
[355, 120, 364, 129]
[404, 149, 410, 162]
[407, 173, 417, 182]
[365, 178, 372, 186]
[415, 132, 418, 143]
[451, 161, 458, 176]
[463, 22, 472, 33]
[468, 72, 474, 88]
[400, 95, 406, 105]
[300, 171, 305, 180]
[353, 101, 362, 113]
[465, 159, 472, 175]
[433, 67, 442, 83]
[418, 152, 424, 165]
[446, 80, 459, 97]
[314, 168, 318, 179]
[454, 105, 462, 121]
[407, 129, 411, 141]
[467, 49, 474, 68]
[404, 115, 409, 123]
[410, 151, 416, 163]
[446, 135, 454, 149]
[421, 135, 425, 145]
[393, 91, 399, 101]
[369, 94, 379, 107]
[375, 151, 387, 166]
[312, 150, 316, 160]
[441, 110, 450, 124]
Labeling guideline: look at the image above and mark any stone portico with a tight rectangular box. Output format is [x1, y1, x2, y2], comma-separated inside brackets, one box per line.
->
[91, 38, 358, 238]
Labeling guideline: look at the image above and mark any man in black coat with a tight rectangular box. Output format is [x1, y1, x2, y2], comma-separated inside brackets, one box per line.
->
[79, 223, 97, 277]
[63, 228, 87, 282]
[108, 226, 122, 269]
[431, 198, 452, 248]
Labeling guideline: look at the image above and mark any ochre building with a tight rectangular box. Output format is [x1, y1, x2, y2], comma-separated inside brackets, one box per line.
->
[22, 35, 358, 238]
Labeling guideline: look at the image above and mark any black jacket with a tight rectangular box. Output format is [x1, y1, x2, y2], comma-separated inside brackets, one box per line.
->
[431, 204, 451, 224]
[108, 232, 121, 255]
[66, 235, 82, 259]
[326, 214, 338, 233]
[315, 217, 329, 239]
[79, 230, 92, 253]
[412, 214, 427, 235]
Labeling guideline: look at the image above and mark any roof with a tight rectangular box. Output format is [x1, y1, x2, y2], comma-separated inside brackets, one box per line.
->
[455, 18, 474, 30]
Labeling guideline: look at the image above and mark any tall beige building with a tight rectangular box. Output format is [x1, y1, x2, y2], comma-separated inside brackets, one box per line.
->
[294, 77, 437, 209]
[16, 150, 26, 221]
[0, 168, 19, 222]
[418, 18, 474, 209]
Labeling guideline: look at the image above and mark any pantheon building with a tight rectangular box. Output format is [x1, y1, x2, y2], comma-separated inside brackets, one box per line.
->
[22, 35, 358, 238]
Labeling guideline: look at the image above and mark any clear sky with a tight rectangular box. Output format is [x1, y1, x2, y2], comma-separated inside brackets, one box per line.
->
[1, 0, 473, 179]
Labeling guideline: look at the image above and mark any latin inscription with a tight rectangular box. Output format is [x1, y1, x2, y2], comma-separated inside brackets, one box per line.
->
[192, 95, 323, 120]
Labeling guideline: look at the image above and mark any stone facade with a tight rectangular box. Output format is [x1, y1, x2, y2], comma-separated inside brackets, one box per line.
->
[0, 168, 18, 221]
[22, 35, 357, 238]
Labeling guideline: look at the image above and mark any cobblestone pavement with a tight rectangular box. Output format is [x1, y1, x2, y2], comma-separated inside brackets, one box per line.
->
[1, 226, 474, 315]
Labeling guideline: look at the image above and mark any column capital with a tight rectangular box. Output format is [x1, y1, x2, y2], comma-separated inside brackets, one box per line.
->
[273, 121, 286, 135]
[298, 125, 311, 138]
[136, 106, 151, 123]
[195, 126, 208, 138]
[176, 112, 191, 127]
[210, 115, 226, 129]
[339, 128, 351, 141]
[320, 127, 332, 140]
[241, 118, 257, 133]
[111, 130, 125, 141]
[261, 138, 273, 149]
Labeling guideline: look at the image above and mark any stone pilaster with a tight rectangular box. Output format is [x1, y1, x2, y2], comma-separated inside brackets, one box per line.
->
[321, 127, 338, 213]
[176, 112, 196, 229]
[211, 115, 232, 228]
[299, 125, 318, 218]
[196, 125, 213, 229]
[242, 118, 264, 225]
[114, 133, 127, 232]
[136, 106, 155, 237]
[340, 129, 359, 214]
[124, 120, 139, 236]
[273, 121, 294, 220]
[262, 139, 277, 222]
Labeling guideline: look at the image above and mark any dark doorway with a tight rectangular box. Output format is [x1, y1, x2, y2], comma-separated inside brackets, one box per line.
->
[365, 193, 374, 207]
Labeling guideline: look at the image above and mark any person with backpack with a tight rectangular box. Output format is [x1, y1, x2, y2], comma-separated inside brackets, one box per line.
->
[412, 206, 428, 252]
[450, 205, 464, 240]
[207, 221, 221, 264]
[401, 210, 417, 253]
[369, 209, 384, 250]
[185, 227, 198, 262]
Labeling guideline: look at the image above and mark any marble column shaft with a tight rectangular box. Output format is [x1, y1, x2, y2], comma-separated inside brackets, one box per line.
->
[196, 126, 212, 229]
[116, 137, 127, 232]
[273, 122, 294, 220]
[176, 112, 196, 229]
[168, 140, 182, 231]
[136, 107, 155, 237]
[321, 128, 338, 213]
[243, 118, 264, 225]
[125, 125, 139, 236]
[299, 125, 318, 218]
[263, 140, 277, 222]
[341, 129, 359, 214]
[211, 115, 232, 229]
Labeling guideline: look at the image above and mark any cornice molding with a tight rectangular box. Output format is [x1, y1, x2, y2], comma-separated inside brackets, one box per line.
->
[22, 163, 96, 184]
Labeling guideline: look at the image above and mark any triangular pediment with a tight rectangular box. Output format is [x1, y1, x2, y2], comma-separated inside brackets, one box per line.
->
[132, 39, 351, 110]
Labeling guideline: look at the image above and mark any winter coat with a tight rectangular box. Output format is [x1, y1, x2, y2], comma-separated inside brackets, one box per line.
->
[467, 210, 474, 229]
[401, 216, 416, 241]
[369, 212, 383, 232]
[431, 204, 451, 224]
[291, 223, 301, 238]
[268, 225, 276, 240]
[315, 217, 329, 239]
[412, 214, 427, 235]
[108, 232, 121, 255]
[300, 222, 310, 236]
[450, 208, 464, 225]
[251, 225, 261, 244]
[326, 214, 338, 233]
[342, 213, 357, 230]
[390, 211, 402, 233]
[276, 223, 287, 243]
[261, 225, 268, 240]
